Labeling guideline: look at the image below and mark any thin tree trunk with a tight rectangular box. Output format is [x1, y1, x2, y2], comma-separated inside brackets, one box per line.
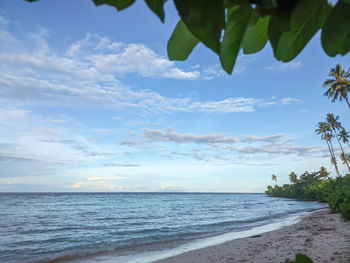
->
[333, 128, 350, 172]
[325, 139, 334, 158]
[328, 138, 341, 176]
[345, 96, 350, 110]
[326, 138, 340, 176]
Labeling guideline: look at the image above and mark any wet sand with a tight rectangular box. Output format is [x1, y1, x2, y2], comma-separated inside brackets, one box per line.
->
[154, 209, 350, 263]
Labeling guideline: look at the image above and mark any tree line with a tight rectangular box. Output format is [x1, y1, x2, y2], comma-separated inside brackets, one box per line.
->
[317, 64, 350, 176]
[267, 168, 350, 220]
[267, 64, 350, 221]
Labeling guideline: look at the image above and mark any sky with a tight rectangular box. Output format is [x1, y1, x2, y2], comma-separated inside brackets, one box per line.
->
[0, 0, 349, 193]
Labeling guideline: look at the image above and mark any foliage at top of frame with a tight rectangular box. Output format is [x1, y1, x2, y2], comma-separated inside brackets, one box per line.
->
[26, 0, 350, 74]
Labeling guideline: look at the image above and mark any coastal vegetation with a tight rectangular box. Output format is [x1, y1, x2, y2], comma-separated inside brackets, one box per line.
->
[267, 64, 350, 221]
[266, 168, 350, 220]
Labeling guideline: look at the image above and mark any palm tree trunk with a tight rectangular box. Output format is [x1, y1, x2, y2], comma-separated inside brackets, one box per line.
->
[333, 128, 350, 172]
[345, 96, 350, 110]
[328, 138, 341, 176]
[325, 139, 334, 158]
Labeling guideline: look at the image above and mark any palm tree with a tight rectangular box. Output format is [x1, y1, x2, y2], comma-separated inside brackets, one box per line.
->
[327, 133, 341, 176]
[323, 64, 350, 109]
[340, 153, 350, 167]
[288, 172, 298, 184]
[271, 174, 277, 185]
[315, 121, 341, 176]
[318, 166, 329, 179]
[339, 128, 350, 149]
[326, 113, 350, 172]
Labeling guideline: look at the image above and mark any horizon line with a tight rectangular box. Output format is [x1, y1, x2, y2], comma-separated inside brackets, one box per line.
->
[0, 191, 265, 194]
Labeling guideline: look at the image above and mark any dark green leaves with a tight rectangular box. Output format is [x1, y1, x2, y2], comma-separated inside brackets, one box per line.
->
[284, 253, 313, 263]
[220, 5, 253, 74]
[322, 1, 350, 56]
[92, 0, 135, 11]
[173, 0, 225, 54]
[168, 20, 199, 60]
[145, 0, 166, 22]
[295, 254, 313, 263]
[26, 0, 350, 74]
[268, 16, 284, 54]
[274, 0, 331, 62]
[243, 14, 270, 54]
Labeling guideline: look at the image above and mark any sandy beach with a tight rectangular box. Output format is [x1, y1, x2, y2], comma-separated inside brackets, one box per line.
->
[154, 209, 350, 263]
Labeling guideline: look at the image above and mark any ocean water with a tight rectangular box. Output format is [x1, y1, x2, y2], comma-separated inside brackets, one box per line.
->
[0, 193, 328, 263]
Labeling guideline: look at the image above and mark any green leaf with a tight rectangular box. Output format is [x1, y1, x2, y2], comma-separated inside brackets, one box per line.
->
[268, 16, 283, 54]
[260, 0, 277, 8]
[295, 253, 313, 263]
[220, 5, 253, 74]
[224, 0, 250, 8]
[341, 0, 350, 4]
[173, 0, 225, 54]
[267, 11, 291, 55]
[145, 0, 166, 22]
[243, 14, 270, 54]
[321, 1, 350, 56]
[167, 20, 199, 61]
[275, 0, 331, 62]
[92, 0, 135, 11]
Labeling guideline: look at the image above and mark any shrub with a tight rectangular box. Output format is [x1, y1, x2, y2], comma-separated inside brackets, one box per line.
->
[266, 172, 350, 220]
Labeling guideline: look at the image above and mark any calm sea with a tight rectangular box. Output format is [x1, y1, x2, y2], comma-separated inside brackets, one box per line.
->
[0, 193, 327, 263]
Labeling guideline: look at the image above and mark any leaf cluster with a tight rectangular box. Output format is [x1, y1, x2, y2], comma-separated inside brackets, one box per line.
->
[26, 0, 350, 74]
[323, 64, 350, 104]
[284, 253, 313, 263]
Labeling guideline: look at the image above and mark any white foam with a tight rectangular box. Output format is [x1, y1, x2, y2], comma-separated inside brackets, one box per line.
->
[86, 210, 319, 263]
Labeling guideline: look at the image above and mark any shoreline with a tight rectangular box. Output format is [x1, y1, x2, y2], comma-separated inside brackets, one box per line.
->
[88, 214, 305, 263]
[152, 209, 350, 263]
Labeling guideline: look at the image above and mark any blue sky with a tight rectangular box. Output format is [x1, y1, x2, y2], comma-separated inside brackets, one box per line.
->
[0, 0, 349, 192]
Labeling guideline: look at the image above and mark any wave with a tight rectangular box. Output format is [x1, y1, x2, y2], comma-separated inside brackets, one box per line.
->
[0, 193, 327, 263]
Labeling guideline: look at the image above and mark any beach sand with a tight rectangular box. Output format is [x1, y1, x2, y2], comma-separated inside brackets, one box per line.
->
[154, 209, 350, 263]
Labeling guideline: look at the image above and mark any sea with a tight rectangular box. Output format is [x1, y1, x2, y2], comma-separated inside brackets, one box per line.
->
[0, 193, 328, 263]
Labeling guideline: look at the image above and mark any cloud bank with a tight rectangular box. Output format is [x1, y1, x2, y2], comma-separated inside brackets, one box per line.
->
[0, 17, 300, 115]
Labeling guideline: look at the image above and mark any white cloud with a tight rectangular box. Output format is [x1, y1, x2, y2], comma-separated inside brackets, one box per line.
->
[0, 105, 122, 178]
[71, 181, 83, 188]
[88, 43, 200, 79]
[202, 64, 226, 80]
[280, 97, 301, 105]
[142, 127, 240, 144]
[129, 128, 285, 145]
[65, 180, 125, 191]
[221, 144, 325, 157]
[266, 60, 302, 71]
[87, 176, 125, 181]
[118, 127, 329, 163]
[158, 185, 184, 192]
[201, 56, 255, 79]
[188, 97, 257, 113]
[103, 163, 139, 167]
[234, 56, 256, 74]
[95, 128, 113, 134]
[0, 19, 301, 115]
